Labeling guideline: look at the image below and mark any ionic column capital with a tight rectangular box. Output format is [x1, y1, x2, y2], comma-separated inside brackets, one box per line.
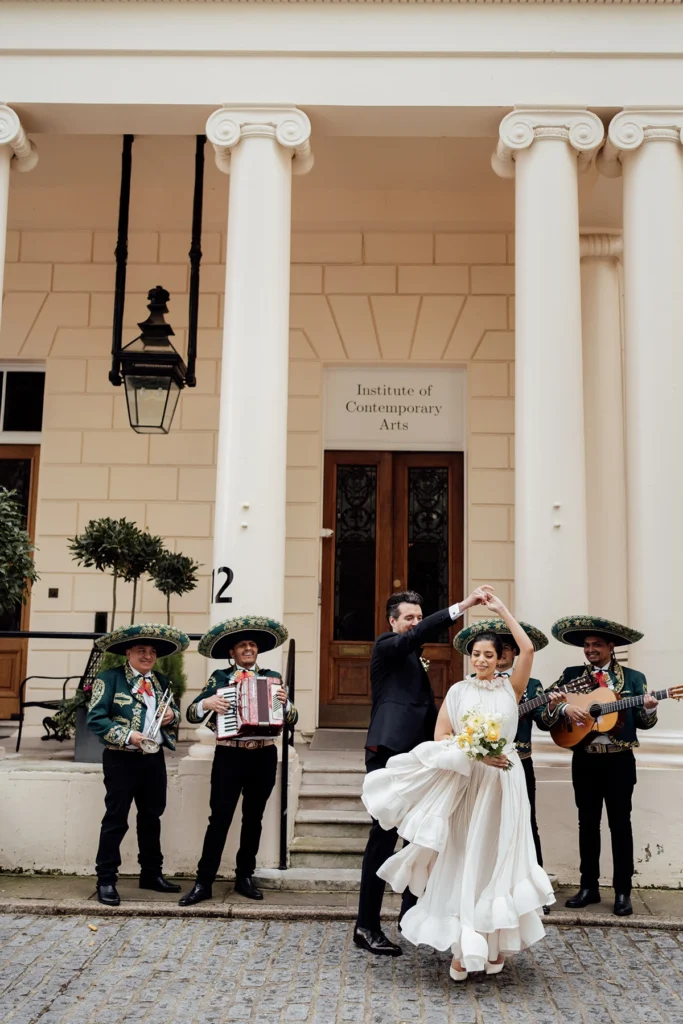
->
[205, 105, 313, 176]
[492, 109, 604, 179]
[0, 105, 38, 171]
[579, 233, 623, 259]
[598, 109, 683, 178]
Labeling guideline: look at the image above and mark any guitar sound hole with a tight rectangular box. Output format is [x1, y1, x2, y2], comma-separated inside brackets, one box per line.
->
[589, 704, 602, 719]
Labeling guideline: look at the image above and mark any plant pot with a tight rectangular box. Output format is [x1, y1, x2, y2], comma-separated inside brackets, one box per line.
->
[74, 706, 103, 764]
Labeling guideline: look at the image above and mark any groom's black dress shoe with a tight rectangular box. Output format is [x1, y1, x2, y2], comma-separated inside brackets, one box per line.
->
[139, 873, 181, 893]
[353, 927, 402, 957]
[234, 876, 263, 901]
[96, 884, 120, 907]
[614, 893, 633, 917]
[565, 888, 601, 909]
[179, 882, 212, 907]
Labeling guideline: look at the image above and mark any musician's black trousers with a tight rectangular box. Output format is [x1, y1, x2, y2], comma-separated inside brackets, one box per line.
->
[521, 756, 543, 867]
[572, 749, 636, 895]
[95, 748, 167, 885]
[356, 747, 417, 933]
[196, 744, 278, 886]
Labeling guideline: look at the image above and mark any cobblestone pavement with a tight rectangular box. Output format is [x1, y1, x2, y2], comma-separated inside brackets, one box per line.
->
[1, 915, 683, 1024]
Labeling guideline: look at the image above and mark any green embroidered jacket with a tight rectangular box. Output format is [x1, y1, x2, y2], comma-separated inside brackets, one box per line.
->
[87, 664, 181, 750]
[187, 667, 298, 732]
[539, 663, 657, 750]
[514, 677, 552, 756]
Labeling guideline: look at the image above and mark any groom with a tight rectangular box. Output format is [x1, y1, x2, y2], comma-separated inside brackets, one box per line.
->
[353, 585, 493, 956]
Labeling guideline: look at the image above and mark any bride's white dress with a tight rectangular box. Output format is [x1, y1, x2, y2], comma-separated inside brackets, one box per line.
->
[362, 675, 555, 972]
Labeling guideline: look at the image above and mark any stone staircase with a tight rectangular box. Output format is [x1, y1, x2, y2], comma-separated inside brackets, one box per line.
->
[280, 731, 376, 890]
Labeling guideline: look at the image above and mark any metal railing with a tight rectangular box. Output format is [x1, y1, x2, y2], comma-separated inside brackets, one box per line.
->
[280, 639, 296, 871]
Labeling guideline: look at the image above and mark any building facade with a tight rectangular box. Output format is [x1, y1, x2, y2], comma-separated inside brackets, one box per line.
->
[1, 0, 683, 884]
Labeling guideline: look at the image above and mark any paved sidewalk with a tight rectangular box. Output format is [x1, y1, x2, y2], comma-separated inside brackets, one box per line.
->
[2, 914, 683, 1023]
[2, 874, 683, 928]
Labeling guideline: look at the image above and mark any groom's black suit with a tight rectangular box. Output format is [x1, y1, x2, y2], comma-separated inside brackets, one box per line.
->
[356, 607, 455, 933]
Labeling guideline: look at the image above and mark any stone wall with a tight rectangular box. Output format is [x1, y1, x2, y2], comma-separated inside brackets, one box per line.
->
[1, 227, 515, 733]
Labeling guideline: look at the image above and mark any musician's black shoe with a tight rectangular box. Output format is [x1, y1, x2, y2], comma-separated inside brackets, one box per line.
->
[139, 873, 182, 893]
[179, 882, 213, 907]
[234, 875, 263, 900]
[565, 887, 601, 909]
[96, 883, 120, 907]
[353, 926, 403, 957]
[542, 905, 551, 915]
[614, 894, 633, 917]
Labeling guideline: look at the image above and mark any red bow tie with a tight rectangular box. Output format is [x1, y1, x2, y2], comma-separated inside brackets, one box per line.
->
[594, 671, 609, 688]
[137, 676, 154, 698]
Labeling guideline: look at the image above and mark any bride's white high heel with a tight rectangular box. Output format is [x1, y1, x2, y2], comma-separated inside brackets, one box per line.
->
[485, 957, 504, 975]
[449, 959, 467, 982]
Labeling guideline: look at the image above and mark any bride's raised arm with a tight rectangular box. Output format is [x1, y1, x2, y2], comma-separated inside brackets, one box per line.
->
[483, 594, 534, 701]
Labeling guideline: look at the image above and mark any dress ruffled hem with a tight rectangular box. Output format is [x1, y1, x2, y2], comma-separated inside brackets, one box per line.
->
[362, 741, 470, 848]
[397, 865, 555, 972]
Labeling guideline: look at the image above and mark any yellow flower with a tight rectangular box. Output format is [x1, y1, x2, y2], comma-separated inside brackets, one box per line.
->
[487, 728, 500, 742]
[457, 735, 470, 749]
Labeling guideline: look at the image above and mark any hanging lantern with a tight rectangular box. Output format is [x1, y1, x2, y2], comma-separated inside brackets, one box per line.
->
[119, 286, 185, 434]
[109, 134, 203, 432]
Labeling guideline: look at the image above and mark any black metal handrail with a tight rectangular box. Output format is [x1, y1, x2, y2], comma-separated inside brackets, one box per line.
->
[280, 639, 296, 870]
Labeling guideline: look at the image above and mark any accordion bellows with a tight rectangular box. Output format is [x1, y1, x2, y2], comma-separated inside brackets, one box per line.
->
[215, 671, 285, 740]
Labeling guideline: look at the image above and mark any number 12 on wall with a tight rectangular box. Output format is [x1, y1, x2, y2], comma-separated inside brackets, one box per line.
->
[211, 567, 234, 604]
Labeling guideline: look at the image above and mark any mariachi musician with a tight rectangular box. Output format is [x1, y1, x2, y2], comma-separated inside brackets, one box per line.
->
[180, 616, 298, 906]
[541, 615, 658, 917]
[454, 617, 554, 881]
[87, 623, 188, 907]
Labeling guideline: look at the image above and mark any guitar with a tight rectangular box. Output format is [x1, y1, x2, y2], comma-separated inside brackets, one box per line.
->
[550, 684, 683, 749]
[517, 675, 592, 720]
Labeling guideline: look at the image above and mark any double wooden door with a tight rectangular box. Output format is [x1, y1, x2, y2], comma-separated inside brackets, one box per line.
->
[319, 450, 464, 728]
[0, 445, 39, 719]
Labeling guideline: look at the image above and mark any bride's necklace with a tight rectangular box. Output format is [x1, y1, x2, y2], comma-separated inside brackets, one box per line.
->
[468, 671, 508, 691]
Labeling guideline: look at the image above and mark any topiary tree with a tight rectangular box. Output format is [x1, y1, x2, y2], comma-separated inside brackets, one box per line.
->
[0, 487, 39, 615]
[121, 530, 165, 625]
[68, 517, 140, 628]
[149, 551, 200, 625]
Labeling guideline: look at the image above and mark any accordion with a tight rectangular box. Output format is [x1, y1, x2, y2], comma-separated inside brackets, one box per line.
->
[215, 672, 285, 740]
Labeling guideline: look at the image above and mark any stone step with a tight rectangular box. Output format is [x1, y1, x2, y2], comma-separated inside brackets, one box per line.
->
[254, 867, 362, 892]
[298, 784, 365, 811]
[299, 769, 365, 789]
[294, 808, 371, 838]
[289, 835, 374, 869]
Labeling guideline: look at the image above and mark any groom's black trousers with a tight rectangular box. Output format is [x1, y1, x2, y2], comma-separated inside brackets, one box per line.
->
[356, 747, 417, 933]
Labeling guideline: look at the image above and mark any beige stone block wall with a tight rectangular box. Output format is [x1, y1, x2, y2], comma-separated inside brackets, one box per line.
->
[1, 228, 514, 735]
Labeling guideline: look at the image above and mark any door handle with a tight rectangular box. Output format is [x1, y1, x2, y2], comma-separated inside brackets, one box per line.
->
[393, 579, 402, 589]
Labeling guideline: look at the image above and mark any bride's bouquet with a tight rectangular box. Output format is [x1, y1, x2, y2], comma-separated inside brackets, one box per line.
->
[454, 705, 512, 770]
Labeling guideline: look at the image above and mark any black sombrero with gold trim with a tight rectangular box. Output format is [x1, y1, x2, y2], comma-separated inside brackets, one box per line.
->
[552, 615, 643, 648]
[454, 617, 549, 656]
[96, 623, 189, 658]
[198, 615, 288, 660]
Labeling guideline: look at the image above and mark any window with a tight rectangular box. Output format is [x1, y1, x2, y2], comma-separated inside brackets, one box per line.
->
[0, 366, 45, 438]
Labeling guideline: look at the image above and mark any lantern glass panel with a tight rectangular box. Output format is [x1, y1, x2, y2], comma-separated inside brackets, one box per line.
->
[124, 374, 181, 434]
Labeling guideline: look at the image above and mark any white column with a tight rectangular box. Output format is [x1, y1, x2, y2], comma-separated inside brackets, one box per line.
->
[206, 106, 313, 631]
[579, 234, 628, 622]
[0, 106, 38, 332]
[598, 111, 683, 725]
[492, 109, 604, 681]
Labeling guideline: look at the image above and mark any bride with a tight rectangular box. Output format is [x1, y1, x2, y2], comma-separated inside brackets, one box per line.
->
[362, 593, 554, 980]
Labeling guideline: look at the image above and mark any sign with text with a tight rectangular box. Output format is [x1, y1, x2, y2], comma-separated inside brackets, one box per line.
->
[324, 367, 466, 451]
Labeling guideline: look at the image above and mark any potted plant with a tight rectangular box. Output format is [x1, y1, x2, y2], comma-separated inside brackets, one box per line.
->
[63, 525, 199, 758]
[0, 486, 39, 615]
